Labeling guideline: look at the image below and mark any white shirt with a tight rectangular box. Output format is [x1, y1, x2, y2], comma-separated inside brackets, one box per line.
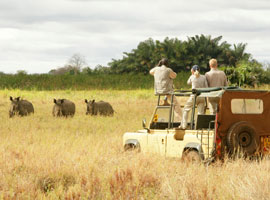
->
[187, 74, 208, 89]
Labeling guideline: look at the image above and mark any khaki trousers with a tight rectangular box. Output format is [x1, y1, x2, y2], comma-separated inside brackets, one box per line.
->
[181, 96, 206, 128]
[208, 97, 220, 115]
[166, 94, 182, 122]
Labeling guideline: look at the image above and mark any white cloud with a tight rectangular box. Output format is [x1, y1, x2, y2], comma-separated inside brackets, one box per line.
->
[0, 0, 270, 73]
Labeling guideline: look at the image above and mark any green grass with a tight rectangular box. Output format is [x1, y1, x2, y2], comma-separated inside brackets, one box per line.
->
[0, 73, 190, 90]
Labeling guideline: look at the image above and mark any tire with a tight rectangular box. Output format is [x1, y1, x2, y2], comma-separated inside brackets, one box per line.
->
[124, 143, 140, 152]
[227, 121, 259, 156]
[182, 150, 201, 163]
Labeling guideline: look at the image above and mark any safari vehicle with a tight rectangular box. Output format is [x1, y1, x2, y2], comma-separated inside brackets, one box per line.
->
[123, 87, 270, 161]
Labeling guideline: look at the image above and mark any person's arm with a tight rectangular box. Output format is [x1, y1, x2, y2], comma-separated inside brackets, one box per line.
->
[224, 79, 228, 86]
[169, 69, 177, 79]
[223, 72, 228, 86]
[187, 69, 194, 85]
[205, 72, 210, 87]
[187, 75, 192, 85]
[204, 77, 209, 88]
[224, 75, 228, 86]
[149, 67, 156, 76]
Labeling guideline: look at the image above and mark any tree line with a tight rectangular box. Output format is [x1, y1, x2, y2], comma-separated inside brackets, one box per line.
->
[48, 34, 256, 75]
[1, 34, 269, 87]
[108, 34, 252, 74]
[97, 34, 269, 86]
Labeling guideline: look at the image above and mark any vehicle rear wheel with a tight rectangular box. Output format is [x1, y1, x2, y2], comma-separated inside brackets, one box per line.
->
[182, 150, 201, 163]
[227, 121, 259, 157]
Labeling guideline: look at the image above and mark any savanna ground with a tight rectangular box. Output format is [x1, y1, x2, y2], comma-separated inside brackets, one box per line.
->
[1, 88, 270, 199]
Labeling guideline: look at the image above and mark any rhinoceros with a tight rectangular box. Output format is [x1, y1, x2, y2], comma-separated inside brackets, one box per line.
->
[52, 99, 75, 117]
[9, 96, 34, 118]
[85, 99, 114, 116]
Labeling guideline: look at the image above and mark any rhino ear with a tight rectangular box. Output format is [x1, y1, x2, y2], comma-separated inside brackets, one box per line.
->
[16, 97, 20, 101]
[85, 99, 88, 104]
[10, 96, 13, 101]
[61, 99, 64, 104]
[53, 99, 57, 104]
[92, 100, 95, 104]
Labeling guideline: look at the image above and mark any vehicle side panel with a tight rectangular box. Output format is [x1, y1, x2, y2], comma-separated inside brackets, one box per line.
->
[147, 130, 167, 156]
[166, 130, 214, 159]
[166, 133, 198, 157]
[123, 131, 148, 152]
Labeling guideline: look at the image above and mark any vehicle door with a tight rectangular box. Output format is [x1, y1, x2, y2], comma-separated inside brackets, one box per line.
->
[148, 106, 171, 156]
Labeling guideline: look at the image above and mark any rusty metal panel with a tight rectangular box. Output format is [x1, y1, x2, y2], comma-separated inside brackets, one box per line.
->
[218, 90, 270, 137]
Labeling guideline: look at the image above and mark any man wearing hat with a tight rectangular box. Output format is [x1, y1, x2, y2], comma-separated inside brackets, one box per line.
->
[180, 65, 208, 129]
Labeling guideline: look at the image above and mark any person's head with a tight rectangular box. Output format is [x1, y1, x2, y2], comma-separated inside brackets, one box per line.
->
[192, 65, 200, 72]
[209, 59, 218, 69]
[159, 58, 169, 67]
[191, 65, 200, 77]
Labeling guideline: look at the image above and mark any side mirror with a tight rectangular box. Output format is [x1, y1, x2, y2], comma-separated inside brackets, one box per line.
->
[142, 118, 146, 128]
[142, 118, 150, 133]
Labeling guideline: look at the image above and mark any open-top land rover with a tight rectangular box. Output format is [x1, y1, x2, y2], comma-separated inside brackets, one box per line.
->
[123, 87, 270, 161]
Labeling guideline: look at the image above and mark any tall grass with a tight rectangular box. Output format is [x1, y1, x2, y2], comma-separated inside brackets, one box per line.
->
[1, 89, 270, 199]
[0, 72, 190, 90]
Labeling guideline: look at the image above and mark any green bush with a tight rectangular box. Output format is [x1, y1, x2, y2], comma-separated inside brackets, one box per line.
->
[221, 60, 268, 87]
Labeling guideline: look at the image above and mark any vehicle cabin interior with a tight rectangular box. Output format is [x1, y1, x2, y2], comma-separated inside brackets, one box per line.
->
[149, 90, 223, 130]
[149, 115, 215, 130]
[149, 102, 216, 130]
[150, 121, 180, 129]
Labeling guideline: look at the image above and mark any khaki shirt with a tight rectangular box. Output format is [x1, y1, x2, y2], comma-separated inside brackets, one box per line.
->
[150, 65, 176, 94]
[205, 68, 228, 87]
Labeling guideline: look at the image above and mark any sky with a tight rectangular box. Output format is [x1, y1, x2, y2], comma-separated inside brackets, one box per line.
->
[0, 0, 269, 74]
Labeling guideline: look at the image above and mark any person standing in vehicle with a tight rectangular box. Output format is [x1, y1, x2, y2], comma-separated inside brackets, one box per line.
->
[150, 58, 182, 121]
[180, 65, 208, 129]
[205, 58, 228, 114]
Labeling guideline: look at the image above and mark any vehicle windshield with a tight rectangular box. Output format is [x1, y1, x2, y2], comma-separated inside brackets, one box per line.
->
[152, 107, 170, 123]
[149, 105, 181, 130]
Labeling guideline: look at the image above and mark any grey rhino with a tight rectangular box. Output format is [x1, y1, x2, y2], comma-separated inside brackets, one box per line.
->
[9, 96, 34, 118]
[85, 99, 114, 116]
[53, 99, 75, 117]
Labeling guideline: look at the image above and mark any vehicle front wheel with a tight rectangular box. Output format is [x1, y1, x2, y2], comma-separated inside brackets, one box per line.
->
[124, 143, 140, 152]
[182, 150, 201, 163]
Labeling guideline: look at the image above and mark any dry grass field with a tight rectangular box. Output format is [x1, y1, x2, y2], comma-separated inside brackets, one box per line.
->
[1, 89, 270, 199]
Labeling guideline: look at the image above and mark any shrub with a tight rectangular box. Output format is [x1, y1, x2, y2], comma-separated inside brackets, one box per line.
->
[222, 60, 268, 87]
